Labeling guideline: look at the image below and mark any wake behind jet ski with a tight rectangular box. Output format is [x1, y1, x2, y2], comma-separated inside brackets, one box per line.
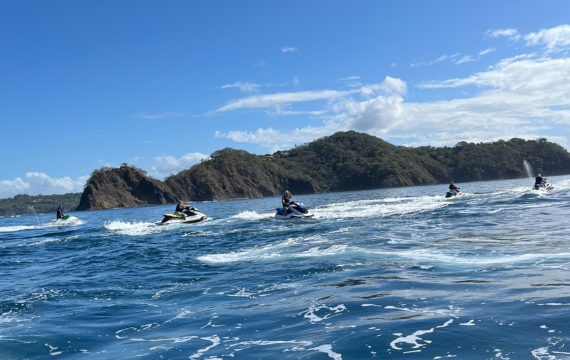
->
[533, 174, 553, 191]
[156, 206, 208, 225]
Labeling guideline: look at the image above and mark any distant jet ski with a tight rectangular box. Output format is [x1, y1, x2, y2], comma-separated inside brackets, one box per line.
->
[156, 207, 208, 225]
[45, 215, 80, 224]
[445, 190, 463, 198]
[533, 181, 553, 191]
[275, 201, 314, 220]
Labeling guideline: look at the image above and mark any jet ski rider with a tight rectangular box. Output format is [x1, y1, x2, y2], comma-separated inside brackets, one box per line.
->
[57, 205, 64, 220]
[175, 200, 191, 220]
[282, 190, 293, 214]
[449, 181, 460, 193]
[535, 174, 545, 187]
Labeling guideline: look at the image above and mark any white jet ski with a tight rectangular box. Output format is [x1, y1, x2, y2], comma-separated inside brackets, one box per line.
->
[445, 190, 463, 198]
[533, 181, 553, 191]
[155, 207, 208, 226]
[275, 201, 314, 220]
[45, 215, 80, 224]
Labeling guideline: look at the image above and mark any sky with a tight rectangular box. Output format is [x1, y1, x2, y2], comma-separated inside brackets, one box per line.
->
[2, 1, 570, 198]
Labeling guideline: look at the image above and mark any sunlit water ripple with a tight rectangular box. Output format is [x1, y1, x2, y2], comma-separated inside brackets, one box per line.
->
[2, 176, 570, 359]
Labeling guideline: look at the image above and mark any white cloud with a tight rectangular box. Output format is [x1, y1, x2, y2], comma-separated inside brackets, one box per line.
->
[391, 63, 396, 67]
[208, 89, 356, 115]
[479, 47, 496, 56]
[150, 152, 210, 179]
[524, 24, 570, 52]
[281, 46, 297, 53]
[336, 76, 362, 87]
[215, 51, 570, 151]
[0, 173, 88, 198]
[455, 55, 476, 65]
[133, 112, 184, 119]
[221, 81, 261, 93]
[293, 76, 301, 88]
[411, 53, 459, 67]
[485, 28, 521, 41]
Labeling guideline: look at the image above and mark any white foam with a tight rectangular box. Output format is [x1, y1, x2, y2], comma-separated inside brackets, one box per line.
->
[230, 211, 274, 220]
[104, 220, 160, 236]
[310, 344, 342, 360]
[390, 319, 453, 351]
[313, 195, 448, 219]
[0, 225, 39, 232]
[189, 336, 220, 359]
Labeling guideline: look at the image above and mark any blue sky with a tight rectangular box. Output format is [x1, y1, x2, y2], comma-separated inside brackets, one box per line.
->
[2, 1, 570, 197]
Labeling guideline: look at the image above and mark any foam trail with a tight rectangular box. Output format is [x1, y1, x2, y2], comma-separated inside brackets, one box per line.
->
[230, 211, 274, 220]
[0, 225, 39, 233]
[313, 196, 448, 219]
[104, 220, 160, 236]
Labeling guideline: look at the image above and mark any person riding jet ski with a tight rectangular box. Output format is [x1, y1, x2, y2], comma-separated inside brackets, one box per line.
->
[535, 174, 545, 188]
[449, 182, 460, 192]
[175, 200, 190, 220]
[282, 190, 293, 215]
[445, 181, 461, 198]
[56, 205, 64, 220]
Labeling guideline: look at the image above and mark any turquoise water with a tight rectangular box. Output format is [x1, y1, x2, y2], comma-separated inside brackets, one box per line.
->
[2, 176, 570, 359]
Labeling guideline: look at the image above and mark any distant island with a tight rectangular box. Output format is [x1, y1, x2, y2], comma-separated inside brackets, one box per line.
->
[75, 131, 570, 211]
[2, 131, 570, 216]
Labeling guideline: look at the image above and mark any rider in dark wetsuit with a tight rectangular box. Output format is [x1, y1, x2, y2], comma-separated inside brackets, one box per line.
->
[282, 191, 292, 214]
[57, 205, 64, 220]
[535, 174, 544, 187]
[449, 182, 460, 192]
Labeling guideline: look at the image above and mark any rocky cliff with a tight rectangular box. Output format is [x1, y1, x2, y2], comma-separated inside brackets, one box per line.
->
[75, 132, 570, 211]
[75, 165, 178, 211]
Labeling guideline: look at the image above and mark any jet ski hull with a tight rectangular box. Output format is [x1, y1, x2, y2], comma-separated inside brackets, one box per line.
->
[275, 213, 314, 220]
[445, 191, 463, 198]
[533, 183, 553, 191]
[45, 215, 79, 224]
[275, 202, 314, 220]
[155, 213, 208, 226]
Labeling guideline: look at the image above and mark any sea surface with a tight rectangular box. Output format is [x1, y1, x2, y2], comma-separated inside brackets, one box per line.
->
[2, 176, 570, 359]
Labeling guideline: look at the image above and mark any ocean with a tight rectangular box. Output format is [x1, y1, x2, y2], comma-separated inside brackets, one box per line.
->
[1, 175, 570, 359]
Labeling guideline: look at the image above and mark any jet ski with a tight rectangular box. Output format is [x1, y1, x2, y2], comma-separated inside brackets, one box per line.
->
[45, 215, 80, 224]
[155, 207, 208, 226]
[533, 181, 553, 191]
[275, 201, 314, 220]
[445, 190, 463, 198]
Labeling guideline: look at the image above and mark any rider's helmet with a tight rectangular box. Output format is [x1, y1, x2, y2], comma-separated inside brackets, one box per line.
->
[284, 190, 289, 195]
[538, 174, 541, 177]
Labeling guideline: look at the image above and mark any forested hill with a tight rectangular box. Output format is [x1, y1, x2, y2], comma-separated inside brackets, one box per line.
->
[0, 193, 81, 217]
[75, 131, 570, 211]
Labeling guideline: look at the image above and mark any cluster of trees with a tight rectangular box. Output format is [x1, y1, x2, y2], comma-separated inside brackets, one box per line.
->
[0, 193, 81, 217]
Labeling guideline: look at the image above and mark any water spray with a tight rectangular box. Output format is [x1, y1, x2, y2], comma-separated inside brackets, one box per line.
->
[28, 206, 40, 226]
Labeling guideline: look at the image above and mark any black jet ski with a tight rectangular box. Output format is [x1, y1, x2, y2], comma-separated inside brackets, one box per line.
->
[445, 189, 462, 198]
[275, 201, 314, 220]
[156, 207, 208, 226]
[533, 180, 553, 191]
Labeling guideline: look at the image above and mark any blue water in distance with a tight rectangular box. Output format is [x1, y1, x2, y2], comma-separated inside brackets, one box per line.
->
[2, 176, 570, 359]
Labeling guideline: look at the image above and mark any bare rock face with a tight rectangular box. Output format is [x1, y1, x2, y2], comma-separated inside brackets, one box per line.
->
[75, 166, 178, 211]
